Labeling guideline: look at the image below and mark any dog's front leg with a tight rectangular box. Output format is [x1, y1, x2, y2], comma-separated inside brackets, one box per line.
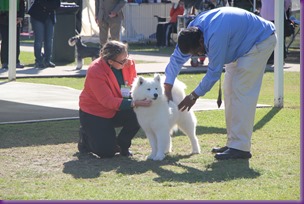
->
[76, 57, 83, 70]
[146, 132, 157, 160]
[153, 130, 170, 161]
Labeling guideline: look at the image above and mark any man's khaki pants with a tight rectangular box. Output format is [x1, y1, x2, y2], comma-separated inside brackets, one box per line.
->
[224, 33, 277, 152]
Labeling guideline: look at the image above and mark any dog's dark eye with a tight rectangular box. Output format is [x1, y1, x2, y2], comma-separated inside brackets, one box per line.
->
[147, 88, 151, 91]
[155, 88, 158, 90]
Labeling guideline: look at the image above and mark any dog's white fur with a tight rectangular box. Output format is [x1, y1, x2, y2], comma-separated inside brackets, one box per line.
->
[131, 74, 201, 161]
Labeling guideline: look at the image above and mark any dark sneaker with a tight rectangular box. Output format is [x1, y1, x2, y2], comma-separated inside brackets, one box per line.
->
[120, 149, 133, 157]
[34, 63, 45, 69]
[45, 61, 56, 68]
[16, 63, 25, 69]
[1, 63, 8, 69]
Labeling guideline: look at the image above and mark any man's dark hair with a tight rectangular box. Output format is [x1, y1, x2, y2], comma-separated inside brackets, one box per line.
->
[178, 27, 202, 54]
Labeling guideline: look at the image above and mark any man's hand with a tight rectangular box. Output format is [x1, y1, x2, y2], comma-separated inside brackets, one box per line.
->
[178, 92, 198, 111]
[164, 83, 173, 101]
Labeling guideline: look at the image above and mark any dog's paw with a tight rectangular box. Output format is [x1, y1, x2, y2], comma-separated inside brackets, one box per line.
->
[153, 153, 166, 161]
[191, 150, 201, 154]
[192, 145, 201, 154]
[147, 154, 156, 160]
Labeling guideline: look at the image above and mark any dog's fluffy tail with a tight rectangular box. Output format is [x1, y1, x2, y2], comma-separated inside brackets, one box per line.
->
[172, 79, 187, 104]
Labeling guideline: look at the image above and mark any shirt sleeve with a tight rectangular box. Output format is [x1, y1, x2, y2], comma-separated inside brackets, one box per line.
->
[165, 46, 191, 85]
[194, 32, 228, 97]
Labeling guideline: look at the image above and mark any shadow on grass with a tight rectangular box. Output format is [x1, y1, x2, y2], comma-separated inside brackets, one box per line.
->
[253, 107, 281, 131]
[0, 107, 280, 149]
[63, 153, 260, 183]
[0, 119, 79, 149]
[196, 126, 226, 135]
[192, 107, 282, 137]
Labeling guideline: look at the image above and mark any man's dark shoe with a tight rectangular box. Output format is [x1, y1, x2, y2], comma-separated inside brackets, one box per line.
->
[120, 149, 133, 157]
[211, 146, 228, 153]
[215, 148, 252, 160]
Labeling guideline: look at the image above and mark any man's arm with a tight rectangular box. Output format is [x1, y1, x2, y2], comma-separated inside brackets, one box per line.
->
[164, 83, 173, 101]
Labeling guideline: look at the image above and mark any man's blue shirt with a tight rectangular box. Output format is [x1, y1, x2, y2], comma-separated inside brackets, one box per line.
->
[165, 7, 275, 96]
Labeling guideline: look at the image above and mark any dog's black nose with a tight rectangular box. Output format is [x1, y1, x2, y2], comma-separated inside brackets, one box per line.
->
[153, 93, 158, 99]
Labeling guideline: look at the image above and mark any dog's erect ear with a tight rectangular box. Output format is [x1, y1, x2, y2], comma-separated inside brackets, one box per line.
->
[154, 74, 161, 82]
[138, 76, 145, 86]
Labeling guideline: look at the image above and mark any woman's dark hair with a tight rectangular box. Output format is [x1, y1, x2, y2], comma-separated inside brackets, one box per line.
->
[100, 40, 128, 61]
[178, 27, 202, 54]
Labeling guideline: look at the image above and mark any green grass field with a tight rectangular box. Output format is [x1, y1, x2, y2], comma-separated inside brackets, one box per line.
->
[0, 70, 300, 200]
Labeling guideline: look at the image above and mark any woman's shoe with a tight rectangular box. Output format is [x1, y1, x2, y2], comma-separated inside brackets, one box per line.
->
[120, 149, 133, 157]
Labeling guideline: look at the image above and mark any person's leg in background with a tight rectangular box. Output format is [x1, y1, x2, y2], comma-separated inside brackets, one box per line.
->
[156, 23, 167, 47]
[109, 20, 122, 42]
[165, 23, 172, 47]
[267, 20, 287, 64]
[0, 23, 23, 69]
[0, 23, 9, 69]
[31, 17, 45, 68]
[16, 23, 24, 68]
[165, 22, 177, 47]
[98, 21, 110, 47]
[43, 16, 55, 67]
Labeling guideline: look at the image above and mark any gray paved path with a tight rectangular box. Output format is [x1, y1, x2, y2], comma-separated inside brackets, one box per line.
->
[0, 45, 298, 124]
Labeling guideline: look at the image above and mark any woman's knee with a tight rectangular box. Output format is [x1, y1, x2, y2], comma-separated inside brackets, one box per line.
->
[89, 141, 117, 158]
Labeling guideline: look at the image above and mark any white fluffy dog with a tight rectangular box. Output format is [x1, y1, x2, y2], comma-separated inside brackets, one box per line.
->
[131, 74, 201, 161]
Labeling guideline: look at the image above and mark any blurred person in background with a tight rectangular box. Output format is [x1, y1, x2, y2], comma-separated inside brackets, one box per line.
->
[0, 0, 25, 69]
[95, 0, 126, 47]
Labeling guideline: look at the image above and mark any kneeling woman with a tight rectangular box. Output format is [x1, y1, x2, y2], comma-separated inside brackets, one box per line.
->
[78, 40, 151, 158]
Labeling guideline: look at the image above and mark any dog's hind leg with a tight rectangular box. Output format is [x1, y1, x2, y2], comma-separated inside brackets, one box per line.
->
[177, 111, 201, 154]
[166, 136, 172, 154]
